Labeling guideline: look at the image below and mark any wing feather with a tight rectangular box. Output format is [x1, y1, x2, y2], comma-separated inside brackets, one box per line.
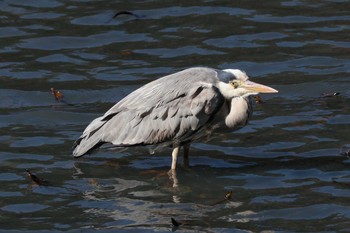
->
[73, 67, 226, 156]
[102, 85, 224, 145]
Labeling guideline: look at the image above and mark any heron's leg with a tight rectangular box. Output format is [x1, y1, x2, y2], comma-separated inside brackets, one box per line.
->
[168, 169, 179, 188]
[183, 144, 190, 167]
[171, 146, 180, 171]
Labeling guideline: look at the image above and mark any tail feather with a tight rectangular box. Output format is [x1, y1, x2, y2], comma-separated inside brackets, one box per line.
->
[72, 116, 106, 157]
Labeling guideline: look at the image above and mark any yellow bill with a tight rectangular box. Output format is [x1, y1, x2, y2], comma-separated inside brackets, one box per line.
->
[242, 80, 278, 93]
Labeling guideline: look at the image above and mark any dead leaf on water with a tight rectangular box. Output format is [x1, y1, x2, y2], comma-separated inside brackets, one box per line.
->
[50, 87, 63, 102]
[171, 217, 181, 227]
[254, 95, 263, 104]
[210, 190, 234, 205]
[225, 190, 233, 200]
[26, 169, 49, 186]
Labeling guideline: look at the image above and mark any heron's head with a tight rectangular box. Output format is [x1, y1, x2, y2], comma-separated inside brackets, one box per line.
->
[219, 69, 278, 99]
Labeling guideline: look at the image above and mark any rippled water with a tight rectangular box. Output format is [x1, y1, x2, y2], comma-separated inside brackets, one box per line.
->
[1, 0, 350, 232]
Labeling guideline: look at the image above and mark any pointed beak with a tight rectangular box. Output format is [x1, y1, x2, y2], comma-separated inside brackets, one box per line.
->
[242, 80, 278, 93]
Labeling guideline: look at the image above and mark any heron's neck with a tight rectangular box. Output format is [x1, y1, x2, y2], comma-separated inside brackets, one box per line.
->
[225, 96, 251, 129]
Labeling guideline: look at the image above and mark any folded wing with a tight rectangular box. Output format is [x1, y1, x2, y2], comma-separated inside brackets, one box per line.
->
[72, 67, 225, 157]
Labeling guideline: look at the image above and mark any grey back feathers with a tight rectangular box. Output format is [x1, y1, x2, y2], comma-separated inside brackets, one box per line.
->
[72, 67, 250, 157]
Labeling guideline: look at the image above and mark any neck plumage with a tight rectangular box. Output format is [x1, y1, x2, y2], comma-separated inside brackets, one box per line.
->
[225, 96, 252, 129]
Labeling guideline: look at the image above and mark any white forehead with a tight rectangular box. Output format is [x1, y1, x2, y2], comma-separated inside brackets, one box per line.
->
[222, 69, 249, 81]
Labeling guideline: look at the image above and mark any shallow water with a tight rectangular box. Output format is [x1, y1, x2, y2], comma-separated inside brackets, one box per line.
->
[1, 0, 350, 232]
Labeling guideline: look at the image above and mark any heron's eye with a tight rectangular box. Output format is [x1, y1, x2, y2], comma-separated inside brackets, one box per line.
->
[230, 81, 239, 88]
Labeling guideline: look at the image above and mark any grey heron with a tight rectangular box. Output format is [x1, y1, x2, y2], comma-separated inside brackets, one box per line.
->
[73, 67, 278, 170]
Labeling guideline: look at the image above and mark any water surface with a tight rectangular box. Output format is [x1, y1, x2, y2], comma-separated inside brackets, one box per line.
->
[1, 0, 350, 232]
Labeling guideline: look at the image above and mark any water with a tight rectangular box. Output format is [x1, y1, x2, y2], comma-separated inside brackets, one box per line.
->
[1, 0, 350, 232]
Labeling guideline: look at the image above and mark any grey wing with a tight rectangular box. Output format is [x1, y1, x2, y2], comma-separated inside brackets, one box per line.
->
[72, 67, 225, 157]
[103, 84, 224, 146]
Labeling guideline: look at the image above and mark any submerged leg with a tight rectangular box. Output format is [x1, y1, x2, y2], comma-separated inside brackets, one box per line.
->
[183, 144, 190, 167]
[168, 168, 178, 188]
[171, 146, 180, 171]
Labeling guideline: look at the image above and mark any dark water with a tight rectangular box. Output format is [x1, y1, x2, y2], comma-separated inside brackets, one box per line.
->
[1, 0, 350, 232]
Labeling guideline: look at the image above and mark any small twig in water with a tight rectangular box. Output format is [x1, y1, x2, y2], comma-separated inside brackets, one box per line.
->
[321, 92, 340, 98]
[112, 11, 139, 19]
[106, 11, 141, 24]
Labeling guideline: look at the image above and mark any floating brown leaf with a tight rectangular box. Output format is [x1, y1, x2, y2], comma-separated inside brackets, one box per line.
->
[225, 190, 233, 200]
[210, 190, 234, 206]
[254, 95, 264, 104]
[50, 88, 63, 102]
[26, 169, 49, 186]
